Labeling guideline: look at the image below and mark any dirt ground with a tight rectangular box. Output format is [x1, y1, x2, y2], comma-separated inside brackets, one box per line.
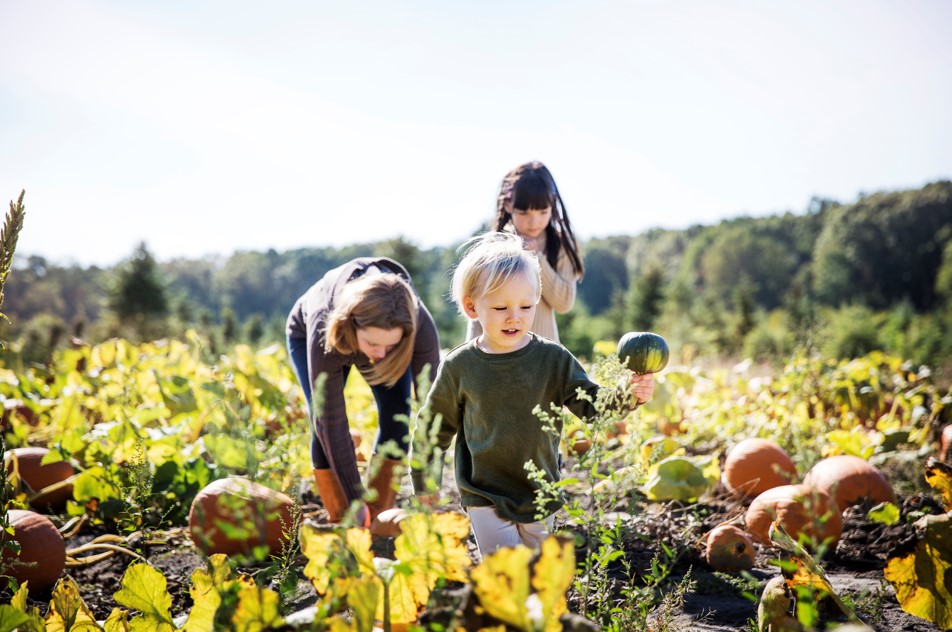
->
[4, 474, 947, 631]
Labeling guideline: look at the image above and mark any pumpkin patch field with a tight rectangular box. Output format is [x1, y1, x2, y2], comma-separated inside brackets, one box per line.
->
[2, 335, 951, 631]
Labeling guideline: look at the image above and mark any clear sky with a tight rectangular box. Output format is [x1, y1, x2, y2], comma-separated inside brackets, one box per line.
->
[2, 0, 950, 268]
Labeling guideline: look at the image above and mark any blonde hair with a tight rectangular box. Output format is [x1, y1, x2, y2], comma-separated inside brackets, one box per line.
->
[451, 231, 542, 314]
[326, 273, 418, 387]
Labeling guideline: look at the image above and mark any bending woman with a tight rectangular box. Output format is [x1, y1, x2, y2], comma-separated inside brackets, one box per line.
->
[286, 257, 440, 530]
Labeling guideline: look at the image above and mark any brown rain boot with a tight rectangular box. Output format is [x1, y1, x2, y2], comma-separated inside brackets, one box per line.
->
[313, 468, 349, 523]
[366, 457, 403, 536]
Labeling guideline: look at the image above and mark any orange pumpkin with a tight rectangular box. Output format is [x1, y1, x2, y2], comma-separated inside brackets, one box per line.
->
[802, 455, 895, 510]
[745, 484, 842, 550]
[940, 425, 952, 462]
[1, 509, 66, 590]
[188, 476, 295, 556]
[722, 438, 797, 499]
[4, 447, 75, 510]
[704, 524, 756, 572]
[567, 432, 592, 456]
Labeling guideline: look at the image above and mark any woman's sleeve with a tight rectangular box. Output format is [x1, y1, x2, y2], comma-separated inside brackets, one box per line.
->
[309, 325, 365, 503]
[539, 248, 579, 314]
[411, 301, 442, 389]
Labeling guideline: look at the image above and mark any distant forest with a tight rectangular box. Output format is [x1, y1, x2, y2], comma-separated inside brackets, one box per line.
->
[4, 180, 952, 380]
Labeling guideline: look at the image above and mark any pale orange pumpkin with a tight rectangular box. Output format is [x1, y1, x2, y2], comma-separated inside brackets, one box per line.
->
[745, 484, 842, 550]
[4, 447, 75, 510]
[704, 524, 756, 572]
[722, 438, 797, 499]
[188, 476, 295, 556]
[802, 455, 895, 510]
[1, 509, 66, 590]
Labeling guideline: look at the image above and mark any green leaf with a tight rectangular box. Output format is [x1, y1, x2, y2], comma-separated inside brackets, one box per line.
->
[642, 455, 710, 501]
[113, 564, 175, 631]
[867, 501, 900, 525]
[0, 606, 30, 632]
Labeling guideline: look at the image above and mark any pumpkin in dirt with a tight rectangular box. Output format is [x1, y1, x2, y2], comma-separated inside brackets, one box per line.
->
[802, 455, 895, 510]
[704, 524, 756, 572]
[566, 431, 592, 456]
[744, 484, 842, 550]
[616, 332, 670, 375]
[188, 476, 295, 556]
[722, 438, 797, 499]
[4, 447, 75, 511]
[1, 509, 67, 590]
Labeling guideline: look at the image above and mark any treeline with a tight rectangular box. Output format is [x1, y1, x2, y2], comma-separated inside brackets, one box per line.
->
[3, 181, 952, 378]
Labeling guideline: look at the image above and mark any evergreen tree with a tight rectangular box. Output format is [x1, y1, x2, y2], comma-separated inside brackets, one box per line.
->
[108, 242, 169, 340]
[626, 266, 665, 331]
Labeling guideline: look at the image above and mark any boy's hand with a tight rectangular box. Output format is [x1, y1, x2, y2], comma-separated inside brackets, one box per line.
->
[630, 372, 655, 404]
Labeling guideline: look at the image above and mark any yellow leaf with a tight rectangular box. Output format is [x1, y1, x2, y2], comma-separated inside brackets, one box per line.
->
[232, 584, 285, 631]
[531, 537, 574, 632]
[924, 458, 952, 512]
[384, 568, 425, 625]
[182, 559, 226, 632]
[345, 526, 377, 576]
[103, 609, 132, 632]
[768, 522, 854, 620]
[394, 512, 472, 586]
[884, 512, 952, 629]
[470, 545, 534, 629]
[45, 576, 106, 632]
[344, 575, 380, 632]
[112, 564, 176, 631]
[300, 523, 348, 595]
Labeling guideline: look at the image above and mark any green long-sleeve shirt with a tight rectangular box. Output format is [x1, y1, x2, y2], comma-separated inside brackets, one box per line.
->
[412, 333, 628, 523]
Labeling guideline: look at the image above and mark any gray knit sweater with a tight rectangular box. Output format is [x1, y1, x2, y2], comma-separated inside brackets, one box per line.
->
[412, 333, 626, 523]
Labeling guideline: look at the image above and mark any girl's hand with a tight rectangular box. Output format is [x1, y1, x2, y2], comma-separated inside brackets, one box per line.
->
[630, 372, 655, 404]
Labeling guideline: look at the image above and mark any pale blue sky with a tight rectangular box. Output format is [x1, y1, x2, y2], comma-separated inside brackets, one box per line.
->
[2, 0, 950, 267]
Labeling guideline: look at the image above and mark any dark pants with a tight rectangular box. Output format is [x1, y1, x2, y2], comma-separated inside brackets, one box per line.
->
[287, 335, 412, 468]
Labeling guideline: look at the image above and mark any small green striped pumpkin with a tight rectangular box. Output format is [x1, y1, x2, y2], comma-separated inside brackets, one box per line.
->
[616, 332, 670, 374]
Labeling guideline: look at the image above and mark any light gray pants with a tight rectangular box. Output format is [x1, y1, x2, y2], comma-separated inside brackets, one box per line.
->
[467, 506, 555, 558]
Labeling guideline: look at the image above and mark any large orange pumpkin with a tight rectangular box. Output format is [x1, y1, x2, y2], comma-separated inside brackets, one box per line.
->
[802, 455, 895, 510]
[1, 509, 66, 590]
[4, 447, 75, 510]
[722, 438, 797, 499]
[745, 484, 842, 550]
[188, 476, 295, 556]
